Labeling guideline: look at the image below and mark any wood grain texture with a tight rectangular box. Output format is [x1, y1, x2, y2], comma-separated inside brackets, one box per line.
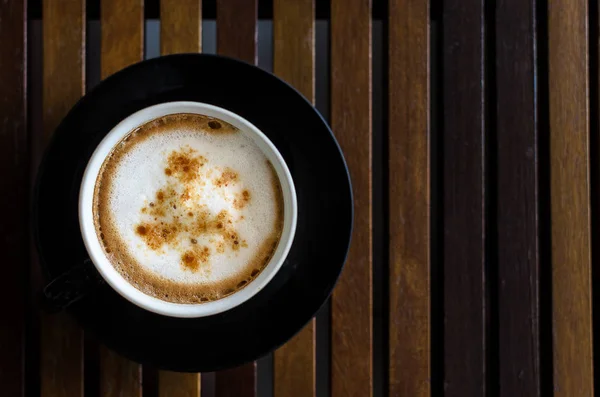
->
[273, 324, 315, 397]
[100, 1, 144, 395]
[273, 0, 315, 102]
[215, 363, 257, 397]
[548, 0, 594, 395]
[158, 371, 200, 397]
[157, 1, 202, 395]
[160, 0, 202, 54]
[100, 348, 142, 397]
[0, 1, 28, 396]
[496, 1, 540, 396]
[41, 1, 86, 396]
[273, 1, 316, 396]
[330, 0, 372, 396]
[101, 0, 144, 78]
[442, 0, 486, 396]
[43, 0, 86, 144]
[214, 2, 258, 395]
[216, 0, 257, 64]
[388, 0, 430, 396]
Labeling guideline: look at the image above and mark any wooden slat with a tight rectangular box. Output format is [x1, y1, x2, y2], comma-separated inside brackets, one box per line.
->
[214, 2, 258, 396]
[442, 0, 486, 396]
[216, 0, 257, 64]
[158, 371, 200, 397]
[388, 0, 430, 396]
[273, 0, 314, 101]
[548, 0, 594, 395]
[272, 0, 316, 396]
[0, 0, 27, 395]
[160, 0, 202, 55]
[41, 1, 86, 397]
[215, 364, 257, 397]
[101, 0, 144, 78]
[100, 1, 144, 395]
[100, 348, 142, 396]
[330, 0, 372, 396]
[496, 1, 540, 396]
[157, 1, 202, 395]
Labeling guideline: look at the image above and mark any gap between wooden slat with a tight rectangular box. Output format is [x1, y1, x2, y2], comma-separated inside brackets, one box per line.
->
[313, 19, 331, 397]
[548, 0, 594, 395]
[272, 0, 316, 396]
[40, 1, 86, 397]
[158, 1, 203, 394]
[388, 0, 430, 396]
[99, 0, 144, 395]
[0, 1, 28, 396]
[330, 0, 373, 396]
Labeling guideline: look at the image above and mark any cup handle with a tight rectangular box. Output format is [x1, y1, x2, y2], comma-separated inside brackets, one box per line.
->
[42, 259, 105, 312]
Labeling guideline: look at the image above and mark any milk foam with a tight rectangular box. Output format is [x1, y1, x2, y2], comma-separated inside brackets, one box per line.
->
[94, 114, 283, 302]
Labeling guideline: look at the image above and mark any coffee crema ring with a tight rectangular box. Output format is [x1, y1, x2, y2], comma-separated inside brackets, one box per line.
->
[93, 113, 284, 303]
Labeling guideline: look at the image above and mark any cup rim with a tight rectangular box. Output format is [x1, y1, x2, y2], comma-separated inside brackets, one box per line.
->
[78, 101, 297, 318]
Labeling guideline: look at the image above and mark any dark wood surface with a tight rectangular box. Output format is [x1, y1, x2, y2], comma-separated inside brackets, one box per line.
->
[496, 1, 540, 396]
[100, 0, 144, 395]
[330, 1, 373, 396]
[272, 0, 316, 396]
[0, 0, 27, 396]
[3, 1, 599, 396]
[41, 1, 86, 396]
[388, 0, 430, 396]
[548, 0, 594, 395]
[442, 0, 486, 396]
[216, 0, 258, 64]
[158, 1, 203, 395]
[215, 364, 257, 397]
[213, 1, 258, 395]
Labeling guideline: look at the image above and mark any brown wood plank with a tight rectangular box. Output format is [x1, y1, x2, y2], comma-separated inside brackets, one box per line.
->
[216, 0, 257, 64]
[100, 348, 142, 396]
[100, 1, 144, 395]
[442, 0, 486, 396]
[0, 1, 27, 396]
[215, 364, 257, 397]
[330, 0, 372, 396]
[496, 0, 540, 396]
[548, 0, 594, 395]
[273, 0, 315, 102]
[41, 1, 86, 396]
[388, 0, 430, 396]
[158, 371, 200, 397]
[160, 0, 202, 55]
[214, 2, 258, 396]
[157, 1, 202, 395]
[272, 1, 316, 396]
[101, 0, 144, 78]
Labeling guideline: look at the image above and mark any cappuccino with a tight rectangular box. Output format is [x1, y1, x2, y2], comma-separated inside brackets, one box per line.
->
[93, 113, 284, 304]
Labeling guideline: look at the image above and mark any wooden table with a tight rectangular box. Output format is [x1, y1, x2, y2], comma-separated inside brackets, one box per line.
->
[0, 0, 595, 396]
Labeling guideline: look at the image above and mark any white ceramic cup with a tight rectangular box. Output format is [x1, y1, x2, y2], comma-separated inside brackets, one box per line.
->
[79, 101, 297, 318]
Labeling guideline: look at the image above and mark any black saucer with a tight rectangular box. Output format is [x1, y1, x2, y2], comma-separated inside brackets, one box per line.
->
[34, 54, 352, 372]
